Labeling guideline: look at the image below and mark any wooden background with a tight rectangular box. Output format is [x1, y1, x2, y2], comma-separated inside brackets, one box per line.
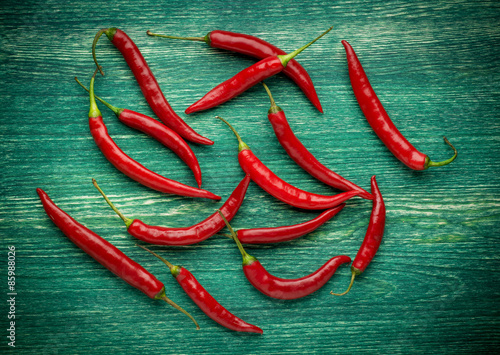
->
[1, 0, 499, 353]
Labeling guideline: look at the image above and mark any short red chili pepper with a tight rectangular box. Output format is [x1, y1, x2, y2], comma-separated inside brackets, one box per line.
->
[217, 116, 359, 210]
[184, 27, 333, 114]
[331, 175, 385, 296]
[93, 175, 250, 245]
[147, 29, 324, 113]
[262, 82, 372, 200]
[92, 27, 213, 145]
[36, 187, 199, 329]
[87, 70, 220, 200]
[138, 245, 263, 334]
[75, 77, 203, 188]
[219, 211, 351, 300]
[235, 204, 345, 244]
[342, 40, 458, 170]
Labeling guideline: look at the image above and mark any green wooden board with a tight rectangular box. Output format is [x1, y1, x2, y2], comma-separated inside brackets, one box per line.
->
[1, 0, 499, 353]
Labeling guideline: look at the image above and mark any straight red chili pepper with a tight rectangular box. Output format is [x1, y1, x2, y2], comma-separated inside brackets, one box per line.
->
[217, 116, 359, 210]
[75, 77, 203, 188]
[331, 175, 385, 296]
[262, 82, 372, 200]
[92, 27, 213, 145]
[36, 187, 199, 329]
[87, 71, 220, 200]
[219, 211, 351, 300]
[184, 27, 332, 114]
[342, 40, 457, 170]
[147, 29, 324, 113]
[138, 245, 263, 334]
[93, 175, 250, 245]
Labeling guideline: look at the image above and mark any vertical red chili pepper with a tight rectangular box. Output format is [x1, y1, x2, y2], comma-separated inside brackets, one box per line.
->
[92, 27, 213, 145]
[93, 176, 250, 245]
[147, 29, 324, 113]
[331, 175, 385, 296]
[36, 188, 199, 329]
[217, 116, 359, 210]
[261, 82, 372, 200]
[138, 245, 263, 334]
[184, 27, 333, 114]
[219, 211, 351, 300]
[342, 40, 457, 170]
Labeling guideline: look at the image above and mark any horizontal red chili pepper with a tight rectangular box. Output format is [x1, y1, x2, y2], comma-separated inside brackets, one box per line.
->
[184, 27, 332, 114]
[262, 82, 372, 200]
[219, 211, 351, 300]
[75, 77, 203, 188]
[235, 204, 345, 244]
[331, 175, 385, 296]
[147, 29, 324, 113]
[138, 245, 263, 334]
[92, 27, 213, 145]
[93, 175, 250, 245]
[86, 71, 220, 200]
[217, 116, 359, 210]
[342, 40, 457, 170]
[36, 187, 199, 329]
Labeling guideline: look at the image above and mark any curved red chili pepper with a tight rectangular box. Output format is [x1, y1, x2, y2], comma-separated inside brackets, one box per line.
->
[93, 175, 250, 245]
[217, 116, 359, 210]
[236, 204, 345, 244]
[75, 77, 203, 188]
[262, 82, 372, 200]
[147, 29, 323, 113]
[36, 188, 199, 329]
[184, 27, 333, 114]
[331, 175, 385, 296]
[86, 72, 220, 200]
[218, 211, 351, 300]
[138, 245, 263, 334]
[342, 40, 457, 170]
[92, 27, 213, 145]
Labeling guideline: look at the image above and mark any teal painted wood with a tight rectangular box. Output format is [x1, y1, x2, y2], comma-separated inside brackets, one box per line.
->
[1, 0, 499, 353]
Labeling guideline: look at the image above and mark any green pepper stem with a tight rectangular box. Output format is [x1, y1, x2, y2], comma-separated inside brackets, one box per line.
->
[217, 210, 254, 264]
[75, 77, 122, 117]
[261, 82, 282, 114]
[330, 269, 356, 296]
[146, 30, 207, 43]
[277, 26, 333, 68]
[425, 137, 458, 168]
[136, 243, 176, 270]
[92, 29, 108, 76]
[88, 69, 102, 118]
[92, 178, 133, 228]
[156, 289, 200, 330]
[216, 116, 250, 152]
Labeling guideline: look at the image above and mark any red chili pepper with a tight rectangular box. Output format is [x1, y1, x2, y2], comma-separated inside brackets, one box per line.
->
[147, 29, 324, 113]
[217, 116, 359, 210]
[138, 245, 263, 334]
[184, 27, 333, 114]
[342, 40, 458, 170]
[75, 77, 203, 188]
[87, 70, 220, 200]
[36, 187, 199, 329]
[93, 175, 250, 245]
[331, 175, 385, 296]
[261, 82, 372, 200]
[218, 211, 351, 300]
[235, 204, 345, 244]
[92, 28, 213, 146]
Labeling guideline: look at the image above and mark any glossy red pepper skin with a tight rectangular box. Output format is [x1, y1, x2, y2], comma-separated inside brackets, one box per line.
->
[237, 204, 345, 244]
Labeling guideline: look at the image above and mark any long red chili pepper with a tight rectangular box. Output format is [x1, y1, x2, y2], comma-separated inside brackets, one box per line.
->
[342, 40, 458, 170]
[93, 176, 250, 245]
[36, 188, 199, 329]
[261, 82, 372, 200]
[138, 245, 263, 334]
[75, 77, 203, 188]
[218, 211, 351, 300]
[87, 70, 220, 200]
[92, 27, 213, 145]
[184, 27, 333, 114]
[147, 29, 324, 113]
[217, 116, 359, 210]
[331, 175, 385, 296]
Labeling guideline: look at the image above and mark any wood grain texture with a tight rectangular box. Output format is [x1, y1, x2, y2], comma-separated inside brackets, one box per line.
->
[1, 0, 499, 353]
